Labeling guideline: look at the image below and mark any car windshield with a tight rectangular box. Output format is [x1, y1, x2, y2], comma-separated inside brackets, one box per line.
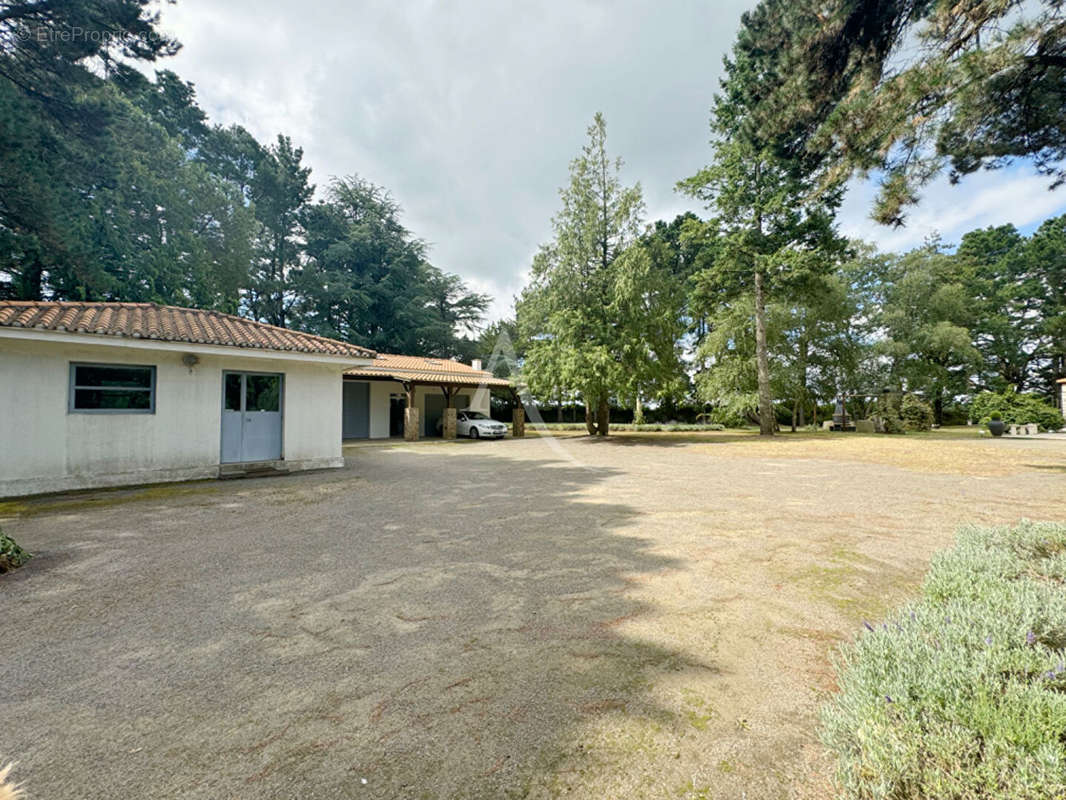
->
[464, 411, 489, 420]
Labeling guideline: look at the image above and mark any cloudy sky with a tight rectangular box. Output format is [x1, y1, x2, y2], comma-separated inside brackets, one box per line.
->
[153, 0, 1066, 320]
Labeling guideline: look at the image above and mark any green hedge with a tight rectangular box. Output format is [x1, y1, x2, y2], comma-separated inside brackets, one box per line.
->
[530, 422, 727, 432]
[822, 522, 1066, 799]
[971, 389, 1063, 431]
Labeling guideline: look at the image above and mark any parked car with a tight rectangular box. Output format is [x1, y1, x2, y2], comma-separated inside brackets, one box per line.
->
[457, 411, 507, 439]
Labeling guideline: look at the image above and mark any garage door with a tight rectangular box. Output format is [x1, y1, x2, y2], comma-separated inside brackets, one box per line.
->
[342, 381, 370, 439]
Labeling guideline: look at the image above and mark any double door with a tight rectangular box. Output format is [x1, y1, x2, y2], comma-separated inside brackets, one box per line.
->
[221, 372, 283, 463]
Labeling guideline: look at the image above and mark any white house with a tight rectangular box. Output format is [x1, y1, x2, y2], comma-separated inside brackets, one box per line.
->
[340, 353, 512, 440]
[1059, 377, 1066, 420]
[0, 301, 376, 497]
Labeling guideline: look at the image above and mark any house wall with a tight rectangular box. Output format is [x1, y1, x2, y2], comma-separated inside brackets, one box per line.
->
[346, 379, 490, 439]
[1061, 382, 1066, 420]
[0, 336, 348, 498]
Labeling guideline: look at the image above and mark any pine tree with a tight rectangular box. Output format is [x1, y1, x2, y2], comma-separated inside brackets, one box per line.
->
[516, 113, 655, 436]
[681, 17, 846, 435]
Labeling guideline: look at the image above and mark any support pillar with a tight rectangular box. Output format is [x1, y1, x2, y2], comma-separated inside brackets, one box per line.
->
[404, 408, 420, 441]
[442, 407, 457, 440]
[512, 407, 525, 438]
[403, 382, 419, 441]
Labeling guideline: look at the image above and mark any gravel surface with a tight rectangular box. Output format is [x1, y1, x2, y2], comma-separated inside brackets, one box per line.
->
[2, 433, 1064, 799]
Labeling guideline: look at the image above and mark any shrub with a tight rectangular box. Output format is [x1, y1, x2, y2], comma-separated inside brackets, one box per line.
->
[0, 528, 31, 573]
[971, 388, 1063, 431]
[531, 422, 726, 433]
[876, 393, 908, 434]
[821, 522, 1066, 800]
[900, 395, 934, 431]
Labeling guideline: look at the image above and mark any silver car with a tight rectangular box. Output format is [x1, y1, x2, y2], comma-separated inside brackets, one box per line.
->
[457, 411, 507, 439]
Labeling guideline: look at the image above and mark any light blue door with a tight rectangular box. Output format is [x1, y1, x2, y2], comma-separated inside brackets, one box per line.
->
[221, 372, 283, 463]
[342, 381, 370, 439]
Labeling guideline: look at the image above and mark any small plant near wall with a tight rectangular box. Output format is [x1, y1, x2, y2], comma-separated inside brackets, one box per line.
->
[0, 528, 31, 573]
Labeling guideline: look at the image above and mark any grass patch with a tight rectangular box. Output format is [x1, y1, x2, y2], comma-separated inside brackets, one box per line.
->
[0, 480, 221, 518]
[821, 521, 1066, 799]
[689, 430, 1065, 476]
[0, 527, 32, 572]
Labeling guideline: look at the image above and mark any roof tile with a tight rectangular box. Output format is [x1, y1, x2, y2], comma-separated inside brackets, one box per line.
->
[345, 353, 511, 387]
[0, 301, 376, 360]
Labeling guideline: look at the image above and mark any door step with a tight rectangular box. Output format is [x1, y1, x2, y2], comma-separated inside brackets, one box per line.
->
[218, 461, 290, 480]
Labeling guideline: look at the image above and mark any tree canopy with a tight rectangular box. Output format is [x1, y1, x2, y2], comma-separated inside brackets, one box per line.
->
[0, 1, 489, 358]
[723, 0, 1066, 225]
[516, 113, 683, 435]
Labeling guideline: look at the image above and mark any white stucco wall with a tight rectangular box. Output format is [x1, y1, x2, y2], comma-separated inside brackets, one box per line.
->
[0, 334, 354, 497]
[347, 379, 491, 439]
[1061, 382, 1066, 421]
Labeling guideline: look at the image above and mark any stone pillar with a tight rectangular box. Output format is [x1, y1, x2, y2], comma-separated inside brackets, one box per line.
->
[442, 407, 457, 440]
[512, 407, 525, 438]
[404, 407, 420, 441]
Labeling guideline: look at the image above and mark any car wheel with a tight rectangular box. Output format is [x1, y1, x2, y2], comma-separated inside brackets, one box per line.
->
[469, 427, 480, 439]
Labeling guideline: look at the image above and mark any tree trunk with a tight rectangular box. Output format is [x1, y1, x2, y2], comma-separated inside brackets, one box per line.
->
[797, 337, 808, 428]
[585, 401, 597, 436]
[597, 396, 610, 436]
[934, 387, 944, 427]
[753, 266, 775, 436]
[633, 394, 644, 425]
[791, 398, 798, 433]
[16, 256, 44, 300]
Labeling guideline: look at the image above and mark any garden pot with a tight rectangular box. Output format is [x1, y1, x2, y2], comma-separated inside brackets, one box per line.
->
[988, 420, 1006, 437]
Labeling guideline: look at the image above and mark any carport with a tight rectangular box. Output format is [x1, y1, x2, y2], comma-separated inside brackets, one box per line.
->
[341, 354, 519, 441]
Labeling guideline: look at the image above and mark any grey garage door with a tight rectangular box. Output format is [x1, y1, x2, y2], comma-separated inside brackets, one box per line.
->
[342, 381, 370, 439]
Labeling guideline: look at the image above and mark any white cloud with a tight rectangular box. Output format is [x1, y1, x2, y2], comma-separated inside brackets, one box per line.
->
[152, 0, 746, 320]
[152, 1, 1066, 323]
[839, 168, 1066, 251]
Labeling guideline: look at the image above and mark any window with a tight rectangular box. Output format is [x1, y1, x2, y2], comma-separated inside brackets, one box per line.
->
[69, 363, 156, 414]
[223, 373, 281, 412]
[224, 373, 242, 411]
[246, 375, 280, 411]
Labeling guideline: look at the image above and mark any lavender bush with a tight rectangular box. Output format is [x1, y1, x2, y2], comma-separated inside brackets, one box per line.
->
[822, 522, 1066, 799]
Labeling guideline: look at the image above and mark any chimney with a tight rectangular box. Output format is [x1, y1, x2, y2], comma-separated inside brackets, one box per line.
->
[471, 359, 482, 372]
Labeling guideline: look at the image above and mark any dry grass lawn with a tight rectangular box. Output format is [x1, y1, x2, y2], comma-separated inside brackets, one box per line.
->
[2, 428, 1064, 799]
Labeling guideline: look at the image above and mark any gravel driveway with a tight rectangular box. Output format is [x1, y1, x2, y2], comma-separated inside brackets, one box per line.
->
[2, 433, 1064, 799]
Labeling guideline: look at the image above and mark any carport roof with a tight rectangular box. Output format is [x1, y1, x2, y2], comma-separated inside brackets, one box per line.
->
[0, 301, 377, 359]
[345, 353, 512, 388]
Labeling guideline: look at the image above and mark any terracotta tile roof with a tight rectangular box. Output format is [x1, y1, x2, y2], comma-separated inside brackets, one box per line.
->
[346, 353, 512, 387]
[0, 301, 376, 359]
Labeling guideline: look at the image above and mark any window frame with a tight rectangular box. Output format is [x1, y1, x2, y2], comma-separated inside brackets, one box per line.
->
[68, 362, 157, 415]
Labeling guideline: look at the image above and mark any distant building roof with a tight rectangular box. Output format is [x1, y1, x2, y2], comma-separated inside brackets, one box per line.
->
[345, 353, 511, 388]
[0, 301, 376, 359]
